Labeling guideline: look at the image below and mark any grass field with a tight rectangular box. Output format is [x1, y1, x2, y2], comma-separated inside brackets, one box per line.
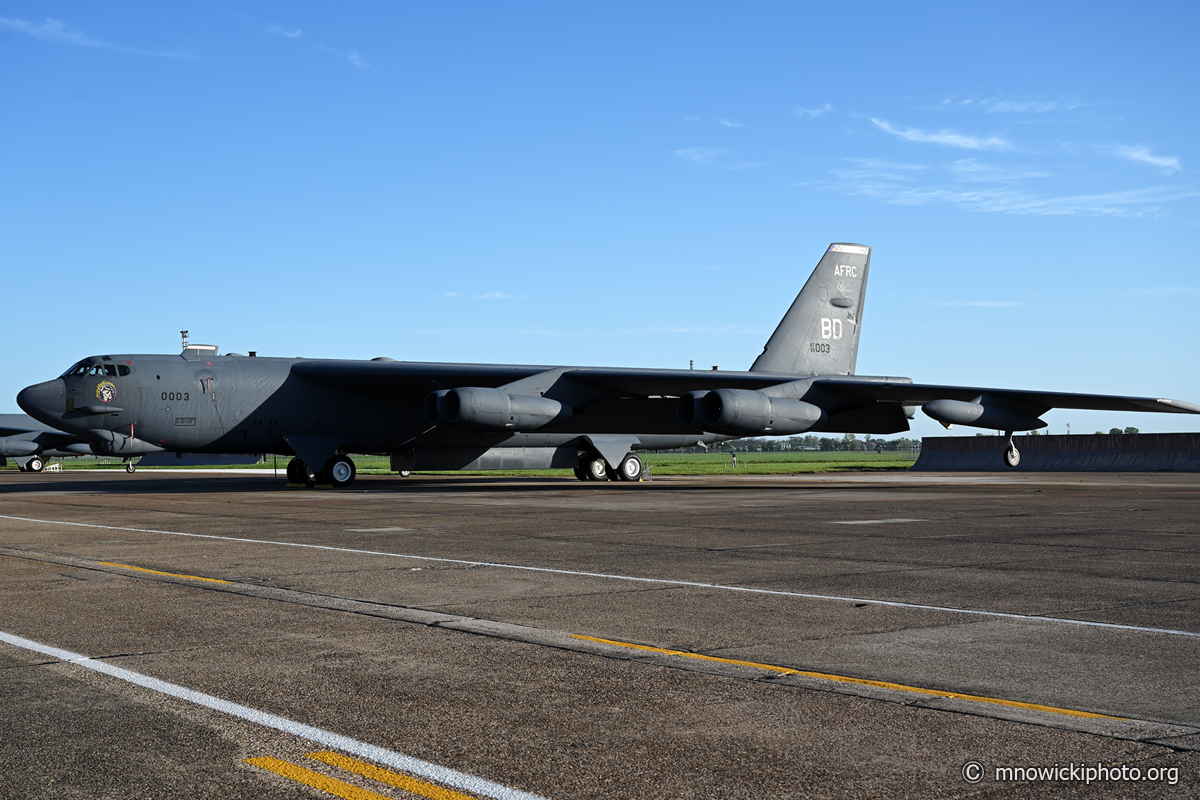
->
[5, 450, 917, 476]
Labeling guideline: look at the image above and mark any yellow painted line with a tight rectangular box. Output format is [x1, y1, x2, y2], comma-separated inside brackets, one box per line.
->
[97, 561, 232, 584]
[572, 634, 1125, 720]
[246, 756, 393, 800]
[309, 751, 480, 800]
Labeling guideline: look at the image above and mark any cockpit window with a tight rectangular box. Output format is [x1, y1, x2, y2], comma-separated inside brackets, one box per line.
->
[61, 361, 131, 377]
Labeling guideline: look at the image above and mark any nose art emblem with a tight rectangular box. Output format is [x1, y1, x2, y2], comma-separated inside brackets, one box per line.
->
[96, 381, 116, 403]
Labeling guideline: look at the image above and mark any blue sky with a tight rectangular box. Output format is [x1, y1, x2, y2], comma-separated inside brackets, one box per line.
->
[3, 2, 1198, 437]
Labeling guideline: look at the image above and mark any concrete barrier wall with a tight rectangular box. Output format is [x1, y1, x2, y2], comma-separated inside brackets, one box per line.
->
[913, 433, 1200, 472]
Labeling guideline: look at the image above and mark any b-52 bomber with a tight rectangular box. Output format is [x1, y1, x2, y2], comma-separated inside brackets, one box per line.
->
[17, 243, 1200, 487]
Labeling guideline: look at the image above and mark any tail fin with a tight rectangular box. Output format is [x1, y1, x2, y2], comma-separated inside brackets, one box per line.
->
[750, 243, 871, 375]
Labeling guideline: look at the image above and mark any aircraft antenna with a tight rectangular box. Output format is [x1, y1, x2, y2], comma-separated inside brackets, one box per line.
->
[181, 330, 190, 350]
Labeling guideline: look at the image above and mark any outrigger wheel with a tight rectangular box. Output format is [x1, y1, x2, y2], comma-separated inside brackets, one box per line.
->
[1002, 431, 1021, 468]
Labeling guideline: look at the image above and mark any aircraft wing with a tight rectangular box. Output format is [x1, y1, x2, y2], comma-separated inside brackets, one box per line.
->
[0, 413, 90, 461]
[815, 380, 1200, 415]
[294, 360, 797, 397]
[0, 414, 87, 444]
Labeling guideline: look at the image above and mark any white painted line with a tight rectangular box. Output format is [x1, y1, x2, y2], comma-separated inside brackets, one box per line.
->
[0, 630, 546, 800]
[344, 527, 412, 532]
[828, 519, 926, 525]
[2, 514, 1197, 639]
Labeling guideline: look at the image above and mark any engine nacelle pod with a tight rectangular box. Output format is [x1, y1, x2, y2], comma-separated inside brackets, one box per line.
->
[431, 387, 571, 431]
[675, 390, 710, 428]
[694, 388, 823, 436]
[0, 438, 40, 456]
[922, 399, 1046, 432]
[89, 430, 165, 455]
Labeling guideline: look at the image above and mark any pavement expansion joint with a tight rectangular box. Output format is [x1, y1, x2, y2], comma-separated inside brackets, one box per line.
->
[5, 542, 1199, 747]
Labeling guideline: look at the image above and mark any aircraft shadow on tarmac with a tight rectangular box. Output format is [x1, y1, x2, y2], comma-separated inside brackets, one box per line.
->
[0, 472, 916, 496]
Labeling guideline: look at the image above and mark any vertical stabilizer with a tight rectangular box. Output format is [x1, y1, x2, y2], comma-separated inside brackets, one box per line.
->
[750, 243, 871, 375]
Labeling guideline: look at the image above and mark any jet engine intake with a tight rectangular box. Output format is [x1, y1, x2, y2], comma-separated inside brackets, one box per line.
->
[430, 387, 571, 431]
[691, 388, 823, 436]
[922, 399, 1046, 432]
[675, 390, 710, 428]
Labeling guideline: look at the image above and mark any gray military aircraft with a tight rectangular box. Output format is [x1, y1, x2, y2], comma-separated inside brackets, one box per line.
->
[0, 414, 95, 472]
[17, 243, 1200, 487]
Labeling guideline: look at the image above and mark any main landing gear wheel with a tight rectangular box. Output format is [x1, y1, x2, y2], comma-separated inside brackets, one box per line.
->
[583, 456, 610, 481]
[397, 470, 412, 478]
[616, 453, 644, 482]
[323, 456, 356, 488]
[572, 466, 589, 481]
[286, 457, 307, 484]
[27, 457, 45, 473]
[125, 461, 136, 473]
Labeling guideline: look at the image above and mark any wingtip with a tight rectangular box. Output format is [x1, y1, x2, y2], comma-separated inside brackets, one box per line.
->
[1156, 398, 1200, 414]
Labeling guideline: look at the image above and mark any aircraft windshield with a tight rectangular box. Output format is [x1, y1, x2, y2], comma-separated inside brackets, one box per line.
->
[58, 361, 114, 378]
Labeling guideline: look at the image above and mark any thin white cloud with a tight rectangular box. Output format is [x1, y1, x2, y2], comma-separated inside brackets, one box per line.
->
[928, 97, 1080, 114]
[674, 147, 723, 165]
[1131, 286, 1200, 297]
[828, 159, 1197, 216]
[717, 118, 742, 128]
[0, 16, 202, 59]
[831, 158, 928, 185]
[794, 104, 833, 117]
[935, 300, 1022, 307]
[267, 25, 304, 39]
[474, 291, 514, 300]
[312, 44, 370, 70]
[1112, 146, 1181, 174]
[946, 159, 1049, 183]
[856, 182, 1196, 217]
[682, 116, 701, 122]
[871, 118, 1013, 151]
[443, 292, 458, 298]
[984, 100, 1059, 114]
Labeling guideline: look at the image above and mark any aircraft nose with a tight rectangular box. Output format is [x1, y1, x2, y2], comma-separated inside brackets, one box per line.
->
[17, 379, 65, 423]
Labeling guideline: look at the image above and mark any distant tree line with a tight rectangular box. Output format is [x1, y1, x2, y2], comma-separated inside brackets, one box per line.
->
[668, 434, 921, 453]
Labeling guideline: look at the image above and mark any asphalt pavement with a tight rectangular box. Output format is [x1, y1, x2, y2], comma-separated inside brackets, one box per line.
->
[1, 469, 1197, 798]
